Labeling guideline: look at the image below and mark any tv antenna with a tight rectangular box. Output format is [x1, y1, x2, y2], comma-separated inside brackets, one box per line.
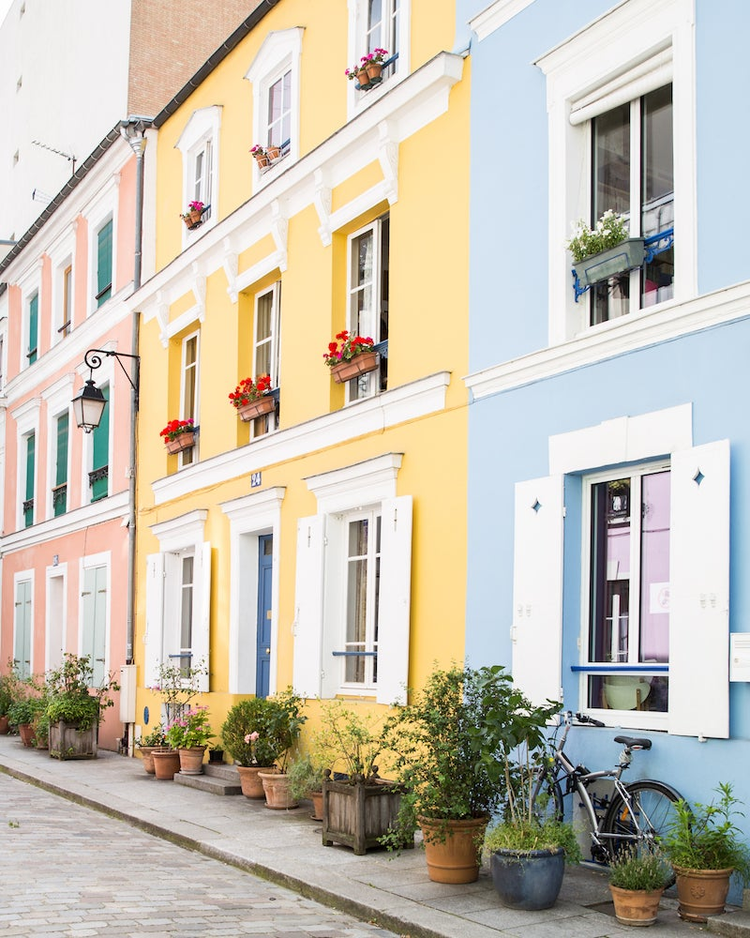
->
[31, 139, 76, 174]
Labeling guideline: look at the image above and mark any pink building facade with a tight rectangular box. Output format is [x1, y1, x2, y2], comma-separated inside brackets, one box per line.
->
[0, 128, 139, 750]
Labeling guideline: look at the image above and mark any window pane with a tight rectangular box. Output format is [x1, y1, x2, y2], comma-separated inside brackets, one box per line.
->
[589, 479, 631, 663]
[588, 674, 668, 712]
[641, 85, 673, 306]
[639, 471, 670, 663]
[346, 520, 368, 683]
[593, 103, 630, 220]
[180, 555, 194, 676]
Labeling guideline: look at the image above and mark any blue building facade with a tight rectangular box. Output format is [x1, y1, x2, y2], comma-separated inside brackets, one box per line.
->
[462, 0, 750, 889]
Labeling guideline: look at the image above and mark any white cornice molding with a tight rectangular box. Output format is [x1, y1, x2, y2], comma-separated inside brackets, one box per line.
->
[220, 486, 286, 524]
[469, 0, 535, 42]
[0, 490, 129, 556]
[150, 507, 208, 551]
[464, 282, 750, 400]
[152, 370, 450, 506]
[132, 52, 464, 318]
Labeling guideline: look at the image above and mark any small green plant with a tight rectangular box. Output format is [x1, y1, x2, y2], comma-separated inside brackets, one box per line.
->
[608, 845, 673, 891]
[287, 754, 326, 801]
[484, 818, 582, 864]
[663, 783, 750, 881]
[150, 659, 208, 719]
[136, 724, 167, 748]
[313, 699, 388, 782]
[221, 688, 306, 770]
[566, 210, 629, 263]
[8, 820, 19, 828]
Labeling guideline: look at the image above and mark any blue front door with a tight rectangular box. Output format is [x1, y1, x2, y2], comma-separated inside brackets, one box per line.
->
[256, 535, 273, 698]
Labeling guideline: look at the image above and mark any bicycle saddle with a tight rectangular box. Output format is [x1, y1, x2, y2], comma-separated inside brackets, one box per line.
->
[614, 735, 652, 750]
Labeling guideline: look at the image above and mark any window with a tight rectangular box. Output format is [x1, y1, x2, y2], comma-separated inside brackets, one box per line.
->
[144, 511, 211, 694]
[346, 216, 389, 401]
[13, 576, 32, 679]
[90, 385, 109, 501]
[176, 106, 220, 236]
[365, 0, 399, 73]
[252, 283, 281, 437]
[180, 332, 200, 466]
[27, 291, 38, 364]
[53, 412, 69, 516]
[245, 29, 303, 178]
[23, 432, 35, 527]
[511, 409, 730, 738]
[584, 467, 670, 715]
[293, 454, 411, 703]
[590, 86, 674, 326]
[349, 0, 409, 95]
[57, 263, 72, 339]
[343, 511, 381, 688]
[81, 562, 107, 687]
[95, 219, 113, 307]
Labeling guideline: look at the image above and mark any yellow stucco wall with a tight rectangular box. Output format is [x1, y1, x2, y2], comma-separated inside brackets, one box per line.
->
[134, 0, 470, 743]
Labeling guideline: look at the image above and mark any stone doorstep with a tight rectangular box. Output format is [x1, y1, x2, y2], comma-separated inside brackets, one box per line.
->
[706, 909, 750, 937]
[174, 763, 242, 795]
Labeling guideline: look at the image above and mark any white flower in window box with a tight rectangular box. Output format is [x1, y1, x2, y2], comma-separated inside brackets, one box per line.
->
[567, 211, 645, 288]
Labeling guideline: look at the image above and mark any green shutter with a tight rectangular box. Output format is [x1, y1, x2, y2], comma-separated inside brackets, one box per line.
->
[24, 433, 35, 527]
[91, 386, 109, 501]
[28, 293, 38, 363]
[54, 413, 68, 516]
[96, 220, 113, 307]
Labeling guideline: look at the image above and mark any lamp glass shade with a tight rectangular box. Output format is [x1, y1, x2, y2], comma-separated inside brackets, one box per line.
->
[72, 380, 107, 432]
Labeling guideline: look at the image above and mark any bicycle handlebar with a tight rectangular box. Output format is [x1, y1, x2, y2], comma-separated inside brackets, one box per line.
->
[574, 712, 605, 728]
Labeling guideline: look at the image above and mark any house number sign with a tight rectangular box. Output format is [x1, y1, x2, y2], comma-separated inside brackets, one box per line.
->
[251, 472, 262, 488]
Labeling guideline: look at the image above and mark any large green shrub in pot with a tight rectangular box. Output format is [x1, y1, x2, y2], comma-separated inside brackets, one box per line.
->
[45, 654, 119, 730]
[664, 783, 750, 876]
[221, 688, 305, 770]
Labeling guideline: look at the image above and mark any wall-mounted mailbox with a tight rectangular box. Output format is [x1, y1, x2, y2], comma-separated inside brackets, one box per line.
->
[729, 634, 750, 682]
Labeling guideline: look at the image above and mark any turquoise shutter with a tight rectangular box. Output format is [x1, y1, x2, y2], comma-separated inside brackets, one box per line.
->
[82, 566, 107, 687]
[54, 413, 68, 516]
[28, 293, 38, 363]
[91, 386, 109, 501]
[96, 220, 113, 307]
[24, 433, 35, 527]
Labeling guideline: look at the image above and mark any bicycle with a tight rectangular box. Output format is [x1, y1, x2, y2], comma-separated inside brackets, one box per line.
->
[531, 710, 683, 864]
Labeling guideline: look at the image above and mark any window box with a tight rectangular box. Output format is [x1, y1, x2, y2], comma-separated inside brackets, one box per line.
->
[165, 430, 196, 455]
[330, 350, 379, 384]
[573, 237, 645, 297]
[237, 395, 276, 423]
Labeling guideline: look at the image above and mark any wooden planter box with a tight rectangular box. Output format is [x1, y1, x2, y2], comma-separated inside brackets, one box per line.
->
[322, 772, 408, 855]
[49, 721, 97, 760]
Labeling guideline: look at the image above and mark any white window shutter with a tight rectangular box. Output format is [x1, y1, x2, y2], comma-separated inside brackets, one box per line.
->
[144, 553, 165, 688]
[292, 515, 325, 699]
[191, 542, 212, 693]
[512, 476, 564, 707]
[376, 495, 413, 705]
[669, 441, 729, 738]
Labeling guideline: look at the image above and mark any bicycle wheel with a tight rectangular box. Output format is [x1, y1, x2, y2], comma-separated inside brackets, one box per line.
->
[530, 770, 564, 824]
[602, 779, 682, 859]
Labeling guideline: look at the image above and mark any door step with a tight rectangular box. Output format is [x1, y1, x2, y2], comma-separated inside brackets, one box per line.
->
[173, 762, 242, 795]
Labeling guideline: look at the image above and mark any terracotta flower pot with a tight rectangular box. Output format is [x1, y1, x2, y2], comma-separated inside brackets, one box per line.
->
[152, 749, 181, 780]
[610, 884, 664, 926]
[330, 350, 379, 384]
[237, 396, 276, 422]
[674, 866, 733, 922]
[18, 723, 35, 747]
[357, 67, 371, 88]
[310, 790, 323, 821]
[0, 714, 9, 735]
[178, 746, 206, 775]
[139, 746, 163, 775]
[253, 153, 269, 168]
[182, 209, 203, 230]
[266, 145, 281, 161]
[259, 770, 299, 809]
[165, 431, 194, 454]
[236, 765, 274, 799]
[366, 62, 383, 82]
[418, 816, 488, 884]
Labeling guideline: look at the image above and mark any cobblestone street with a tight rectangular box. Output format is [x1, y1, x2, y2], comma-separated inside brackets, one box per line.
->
[0, 773, 400, 938]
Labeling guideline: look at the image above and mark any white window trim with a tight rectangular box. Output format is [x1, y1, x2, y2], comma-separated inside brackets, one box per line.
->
[78, 551, 112, 680]
[87, 199, 117, 317]
[345, 218, 387, 403]
[13, 569, 34, 677]
[175, 105, 222, 243]
[179, 329, 200, 469]
[42, 373, 75, 520]
[14, 258, 42, 373]
[245, 28, 303, 186]
[469, 0, 535, 42]
[49, 232, 75, 346]
[536, 0, 696, 345]
[220, 487, 286, 695]
[346, 0, 412, 119]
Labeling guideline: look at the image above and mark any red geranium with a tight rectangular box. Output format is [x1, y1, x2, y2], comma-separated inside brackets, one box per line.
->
[228, 374, 272, 408]
[160, 418, 194, 442]
[322, 331, 375, 367]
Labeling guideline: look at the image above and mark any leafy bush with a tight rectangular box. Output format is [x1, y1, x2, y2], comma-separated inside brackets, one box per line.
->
[136, 725, 167, 748]
[221, 689, 305, 770]
[312, 699, 388, 782]
[7, 696, 44, 726]
[44, 654, 119, 730]
[664, 783, 750, 881]
[287, 754, 325, 800]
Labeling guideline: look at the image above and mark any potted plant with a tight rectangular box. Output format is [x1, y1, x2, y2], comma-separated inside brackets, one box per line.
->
[0, 672, 12, 734]
[228, 374, 276, 422]
[663, 783, 750, 922]
[287, 754, 326, 820]
[150, 658, 209, 725]
[45, 654, 119, 760]
[607, 846, 673, 927]
[361, 48, 388, 83]
[160, 418, 195, 454]
[209, 744, 224, 765]
[220, 689, 306, 804]
[250, 144, 269, 168]
[567, 210, 645, 292]
[323, 331, 378, 384]
[383, 664, 529, 883]
[180, 200, 207, 230]
[311, 700, 404, 854]
[7, 696, 44, 746]
[135, 724, 168, 775]
[165, 706, 215, 775]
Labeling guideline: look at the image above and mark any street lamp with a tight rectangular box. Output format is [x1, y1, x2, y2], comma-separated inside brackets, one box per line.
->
[71, 348, 140, 432]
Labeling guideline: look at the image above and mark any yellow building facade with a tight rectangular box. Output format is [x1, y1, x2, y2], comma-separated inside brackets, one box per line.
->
[129, 0, 470, 736]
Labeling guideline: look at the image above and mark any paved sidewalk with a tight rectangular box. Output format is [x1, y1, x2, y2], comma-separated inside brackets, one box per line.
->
[0, 735, 737, 938]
